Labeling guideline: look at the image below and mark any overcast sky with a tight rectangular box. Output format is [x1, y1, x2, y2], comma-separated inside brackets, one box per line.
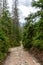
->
[8, 0, 38, 23]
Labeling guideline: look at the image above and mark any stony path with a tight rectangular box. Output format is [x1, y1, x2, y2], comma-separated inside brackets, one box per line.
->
[4, 46, 40, 65]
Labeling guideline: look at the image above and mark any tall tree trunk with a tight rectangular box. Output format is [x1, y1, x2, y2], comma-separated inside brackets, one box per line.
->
[12, 0, 20, 42]
[0, 0, 3, 17]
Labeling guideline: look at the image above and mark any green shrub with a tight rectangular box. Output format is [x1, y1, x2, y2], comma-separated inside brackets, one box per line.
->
[0, 30, 9, 60]
[32, 40, 43, 50]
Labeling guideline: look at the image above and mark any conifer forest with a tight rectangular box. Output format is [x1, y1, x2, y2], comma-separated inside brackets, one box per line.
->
[0, 0, 43, 65]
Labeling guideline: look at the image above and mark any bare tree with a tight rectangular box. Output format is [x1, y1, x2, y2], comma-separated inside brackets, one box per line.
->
[12, 0, 19, 27]
[3, 0, 8, 12]
[0, 0, 3, 17]
[0, 0, 8, 17]
[12, 0, 20, 42]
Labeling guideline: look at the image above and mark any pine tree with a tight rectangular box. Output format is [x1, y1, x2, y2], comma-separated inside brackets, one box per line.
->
[12, 0, 20, 45]
[23, 0, 43, 50]
[32, 0, 43, 50]
[0, 0, 14, 61]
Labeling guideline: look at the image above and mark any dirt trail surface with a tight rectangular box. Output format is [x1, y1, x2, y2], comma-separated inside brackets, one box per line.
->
[4, 46, 40, 65]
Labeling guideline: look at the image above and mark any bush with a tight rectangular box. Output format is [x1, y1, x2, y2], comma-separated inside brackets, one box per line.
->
[32, 39, 43, 50]
[0, 30, 9, 60]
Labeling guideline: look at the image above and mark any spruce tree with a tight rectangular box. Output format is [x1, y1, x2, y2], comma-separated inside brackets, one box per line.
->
[23, 0, 43, 50]
[0, 0, 14, 61]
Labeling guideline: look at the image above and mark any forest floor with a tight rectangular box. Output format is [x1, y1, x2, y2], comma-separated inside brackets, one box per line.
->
[3, 46, 41, 65]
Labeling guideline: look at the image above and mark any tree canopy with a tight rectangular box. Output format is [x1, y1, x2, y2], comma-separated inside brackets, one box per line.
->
[22, 0, 43, 50]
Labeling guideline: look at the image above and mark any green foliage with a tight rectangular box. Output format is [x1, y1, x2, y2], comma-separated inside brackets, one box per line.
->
[23, 18, 43, 50]
[32, 40, 43, 50]
[22, 0, 43, 50]
[32, 0, 43, 8]
[0, 11, 20, 61]
[22, 22, 34, 49]
[0, 29, 9, 60]
[0, 0, 21, 61]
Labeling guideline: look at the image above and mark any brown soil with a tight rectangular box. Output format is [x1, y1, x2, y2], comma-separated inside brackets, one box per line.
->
[3, 46, 40, 65]
[30, 47, 43, 65]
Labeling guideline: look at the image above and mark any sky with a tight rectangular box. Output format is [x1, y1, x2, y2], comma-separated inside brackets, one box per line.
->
[7, 0, 38, 24]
